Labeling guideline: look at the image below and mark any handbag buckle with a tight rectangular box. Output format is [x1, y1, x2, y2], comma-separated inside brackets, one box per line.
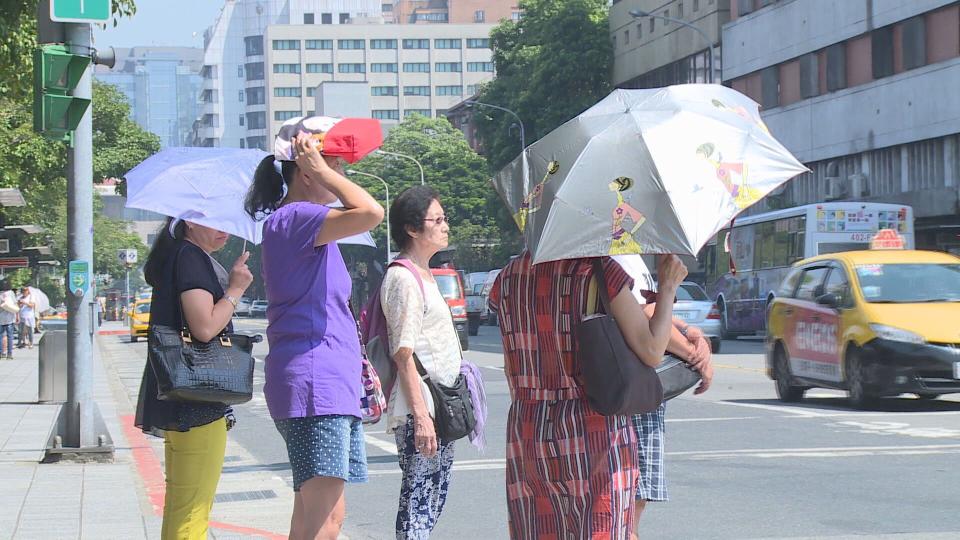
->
[181, 331, 192, 343]
[219, 336, 232, 347]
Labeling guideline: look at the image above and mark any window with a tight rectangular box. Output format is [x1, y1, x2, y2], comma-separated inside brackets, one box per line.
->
[372, 109, 400, 120]
[663, 10, 669, 23]
[338, 63, 365, 73]
[435, 109, 447, 118]
[339, 13, 350, 24]
[273, 39, 300, 50]
[238, 114, 244, 126]
[321, 12, 332, 24]
[799, 53, 819, 99]
[371, 63, 398, 73]
[239, 139, 245, 148]
[404, 85, 430, 96]
[467, 62, 494, 72]
[901, 16, 926, 70]
[246, 136, 267, 150]
[306, 63, 333, 73]
[795, 267, 829, 301]
[624, 30, 629, 45]
[274, 87, 301, 97]
[466, 38, 490, 49]
[778, 268, 803, 297]
[511, 11, 521, 21]
[382, 3, 393, 12]
[338, 39, 365, 50]
[436, 85, 462, 96]
[678, 1, 683, 17]
[405, 109, 430, 118]
[273, 63, 301, 74]
[304, 13, 314, 24]
[435, 62, 461, 72]
[371, 86, 398, 96]
[824, 267, 852, 307]
[245, 62, 264, 81]
[761, 65, 779, 109]
[245, 111, 266, 129]
[307, 87, 317, 97]
[403, 62, 430, 73]
[466, 84, 480, 95]
[693, 0, 699, 11]
[403, 39, 429, 49]
[474, 10, 485, 22]
[238, 90, 244, 102]
[416, 12, 448, 22]
[649, 18, 654, 33]
[244, 36, 264, 56]
[826, 43, 847, 91]
[237, 65, 244, 78]
[871, 26, 894, 79]
[435, 39, 462, 49]
[247, 87, 265, 105]
[275, 111, 300, 121]
[371, 39, 397, 49]
[305, 39, 332, 49]
[637, 23, 642, 39]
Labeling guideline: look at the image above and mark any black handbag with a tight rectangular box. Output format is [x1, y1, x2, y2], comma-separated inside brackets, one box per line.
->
[656, 356, 702, 401]
[578, 259, 664, 416]
[147, 245, 261, 405]
[413, 354, 476, 443]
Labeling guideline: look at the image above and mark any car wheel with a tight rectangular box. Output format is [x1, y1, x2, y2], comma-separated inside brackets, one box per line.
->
[916, 393, 940, 400]
[468, 316, 480, 336]
[774, 345, 805, 402]
[710, 338, 721, 354]
[845, 348, 876, 409]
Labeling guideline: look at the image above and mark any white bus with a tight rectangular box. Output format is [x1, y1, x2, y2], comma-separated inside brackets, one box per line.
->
[699, 202, 914, 337]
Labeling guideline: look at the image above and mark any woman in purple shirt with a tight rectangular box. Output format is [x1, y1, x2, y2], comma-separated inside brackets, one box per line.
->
[245, 135, 383, 540]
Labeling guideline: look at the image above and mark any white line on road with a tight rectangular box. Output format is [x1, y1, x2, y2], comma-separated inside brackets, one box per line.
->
[483, 366, 504, 371]
[665, 416, 760, 423]
[365, 434, 399, 455]
[671, 443, 960, 460]
[713, 400, 827, 417]
[367, 458, 507, 476]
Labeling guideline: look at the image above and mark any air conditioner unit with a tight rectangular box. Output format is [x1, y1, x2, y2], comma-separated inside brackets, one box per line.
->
[823, 177, 845, 201]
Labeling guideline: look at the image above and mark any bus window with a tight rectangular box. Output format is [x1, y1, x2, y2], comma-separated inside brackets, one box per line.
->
[818, 242, 868, 255]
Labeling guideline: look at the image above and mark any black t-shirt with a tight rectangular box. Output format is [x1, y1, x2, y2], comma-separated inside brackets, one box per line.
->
[135, 241, 232, 434]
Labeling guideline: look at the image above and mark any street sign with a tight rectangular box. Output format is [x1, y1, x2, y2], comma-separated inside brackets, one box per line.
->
[0, 257, 30, 269]
[50, 0, 110, 23]
[68, 259, 90, 297]
[117, 248, 138, 265]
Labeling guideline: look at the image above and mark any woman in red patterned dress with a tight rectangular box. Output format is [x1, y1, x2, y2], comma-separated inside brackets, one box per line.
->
[489, 252, 687, 539]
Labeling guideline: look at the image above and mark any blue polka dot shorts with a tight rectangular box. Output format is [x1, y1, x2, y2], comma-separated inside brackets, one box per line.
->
[274, 414, 368, 491]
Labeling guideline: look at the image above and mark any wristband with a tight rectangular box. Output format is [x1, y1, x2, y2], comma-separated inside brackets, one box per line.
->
[225, 295, 239, 308]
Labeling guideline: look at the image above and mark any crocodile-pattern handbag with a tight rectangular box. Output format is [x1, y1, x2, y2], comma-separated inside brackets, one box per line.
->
[148, 245, 260, 405]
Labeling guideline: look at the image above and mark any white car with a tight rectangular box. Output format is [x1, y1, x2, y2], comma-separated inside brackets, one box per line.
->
[249, 300, 269, 318]
[672, 282, 722, 353]
[234, 297, 252, 317]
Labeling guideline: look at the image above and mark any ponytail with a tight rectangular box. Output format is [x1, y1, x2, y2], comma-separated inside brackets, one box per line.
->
[144, 217, 186, 287]
[245, 156, 296, 219]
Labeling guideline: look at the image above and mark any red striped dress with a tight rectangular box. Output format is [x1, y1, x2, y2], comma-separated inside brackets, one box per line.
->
[490, 252, 639, 540]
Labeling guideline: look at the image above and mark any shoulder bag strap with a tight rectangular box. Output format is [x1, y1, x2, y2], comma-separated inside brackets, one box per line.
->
[591, 258, 614, 315]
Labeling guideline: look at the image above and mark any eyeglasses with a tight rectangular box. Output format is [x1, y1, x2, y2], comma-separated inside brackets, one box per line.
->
[424, 215, 448, 225]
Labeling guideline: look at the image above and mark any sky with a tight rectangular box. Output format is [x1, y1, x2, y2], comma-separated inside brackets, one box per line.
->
[92, 0, 225, 50]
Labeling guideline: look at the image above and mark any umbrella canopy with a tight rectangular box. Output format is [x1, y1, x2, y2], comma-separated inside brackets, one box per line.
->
[124, 147, 379, 247]
[274, 116, 383, 164]
[27, 287, 50, 315]
[492, 85, 809, 263]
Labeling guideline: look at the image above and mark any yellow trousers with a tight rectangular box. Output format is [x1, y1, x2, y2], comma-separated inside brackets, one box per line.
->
[161, 418, 227, 540]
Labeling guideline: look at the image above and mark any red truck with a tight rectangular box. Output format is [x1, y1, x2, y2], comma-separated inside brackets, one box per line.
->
[430, 267, 469, 351]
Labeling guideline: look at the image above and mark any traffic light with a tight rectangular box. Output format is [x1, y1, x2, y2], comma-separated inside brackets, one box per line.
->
[33, 44, 91, 142]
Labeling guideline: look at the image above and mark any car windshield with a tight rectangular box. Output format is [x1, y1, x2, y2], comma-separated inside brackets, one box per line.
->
[434, 275, 462, 300]
[855, 263, 960, 303]
[135, 303, 150, 314]
[677, 284, 708, 301]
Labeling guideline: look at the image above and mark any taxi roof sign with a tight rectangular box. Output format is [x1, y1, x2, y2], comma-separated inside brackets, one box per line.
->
[870, 229, 905, 250]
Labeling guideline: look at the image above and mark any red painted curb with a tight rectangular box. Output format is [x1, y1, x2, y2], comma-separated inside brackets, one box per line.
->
[120, 415, 286, 539]
[98, 330, 129, 336]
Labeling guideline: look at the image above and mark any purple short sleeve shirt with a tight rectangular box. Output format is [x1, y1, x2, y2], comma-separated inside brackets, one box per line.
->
[261, 202, 361, 420]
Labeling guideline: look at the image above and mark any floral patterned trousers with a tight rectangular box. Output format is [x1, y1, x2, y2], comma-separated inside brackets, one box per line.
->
[394, 415, 456, 539]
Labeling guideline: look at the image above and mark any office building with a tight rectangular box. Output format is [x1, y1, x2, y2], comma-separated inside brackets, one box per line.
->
[384, 0, 520, 24]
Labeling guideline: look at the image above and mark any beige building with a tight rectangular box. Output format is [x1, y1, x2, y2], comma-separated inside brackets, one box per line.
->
[262, 23, 496, 137]
[384, 0, 519, 25]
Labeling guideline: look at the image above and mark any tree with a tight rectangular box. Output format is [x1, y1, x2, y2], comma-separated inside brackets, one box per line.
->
[475, 0, 613, 173]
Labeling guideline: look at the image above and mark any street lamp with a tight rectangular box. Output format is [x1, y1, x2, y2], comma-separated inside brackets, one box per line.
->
[629, 10, 717, 84]
[375, 149, 424, 186]
[347, 170, 392, 263]
[465, 99, 526, 151]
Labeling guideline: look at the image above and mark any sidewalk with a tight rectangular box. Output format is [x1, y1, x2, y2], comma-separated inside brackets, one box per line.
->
[0, 322, 289, 539]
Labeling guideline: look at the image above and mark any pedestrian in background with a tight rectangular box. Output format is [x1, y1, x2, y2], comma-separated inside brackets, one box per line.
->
[380, 186, 463, 538]
[135, 217, 253, 540]
[17, 287, 35, 349]
[489, 253, 687, 539]
[246, 133, 383, 540]
[0, 280, 18, 359]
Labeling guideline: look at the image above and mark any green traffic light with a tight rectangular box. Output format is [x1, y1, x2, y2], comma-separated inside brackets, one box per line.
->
[33, 44, 92, 141]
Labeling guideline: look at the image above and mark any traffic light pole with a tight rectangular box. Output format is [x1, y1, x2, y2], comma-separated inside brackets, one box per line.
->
[64, 22, 96, 450]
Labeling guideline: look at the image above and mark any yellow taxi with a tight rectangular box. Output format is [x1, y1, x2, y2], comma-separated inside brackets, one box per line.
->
[766, 242, 960, 408]
[129, 299, 151, 343]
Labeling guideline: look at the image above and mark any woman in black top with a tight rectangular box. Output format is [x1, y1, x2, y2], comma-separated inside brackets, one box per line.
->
[135, 218, 252, 540]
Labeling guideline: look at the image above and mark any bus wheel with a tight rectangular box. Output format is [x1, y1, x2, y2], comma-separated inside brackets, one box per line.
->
[774, 345, 805, 402]
[845, 348, 876, 409]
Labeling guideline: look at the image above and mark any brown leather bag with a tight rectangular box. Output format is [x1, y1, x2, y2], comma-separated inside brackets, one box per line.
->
[577, 259, 663, 416]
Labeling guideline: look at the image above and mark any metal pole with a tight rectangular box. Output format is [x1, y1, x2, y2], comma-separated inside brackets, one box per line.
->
[124, 268, 129, 315]
[375, 150, 424, 186]
[466, 100, 525, 150]
[65, 22, 95, 448]
[348, 170, 390, 263]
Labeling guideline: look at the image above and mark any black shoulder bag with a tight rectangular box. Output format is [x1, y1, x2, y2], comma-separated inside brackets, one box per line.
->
[413, 354, 476, 443]
[148, 246, 261, 405]
[577, 259, 664, 415]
